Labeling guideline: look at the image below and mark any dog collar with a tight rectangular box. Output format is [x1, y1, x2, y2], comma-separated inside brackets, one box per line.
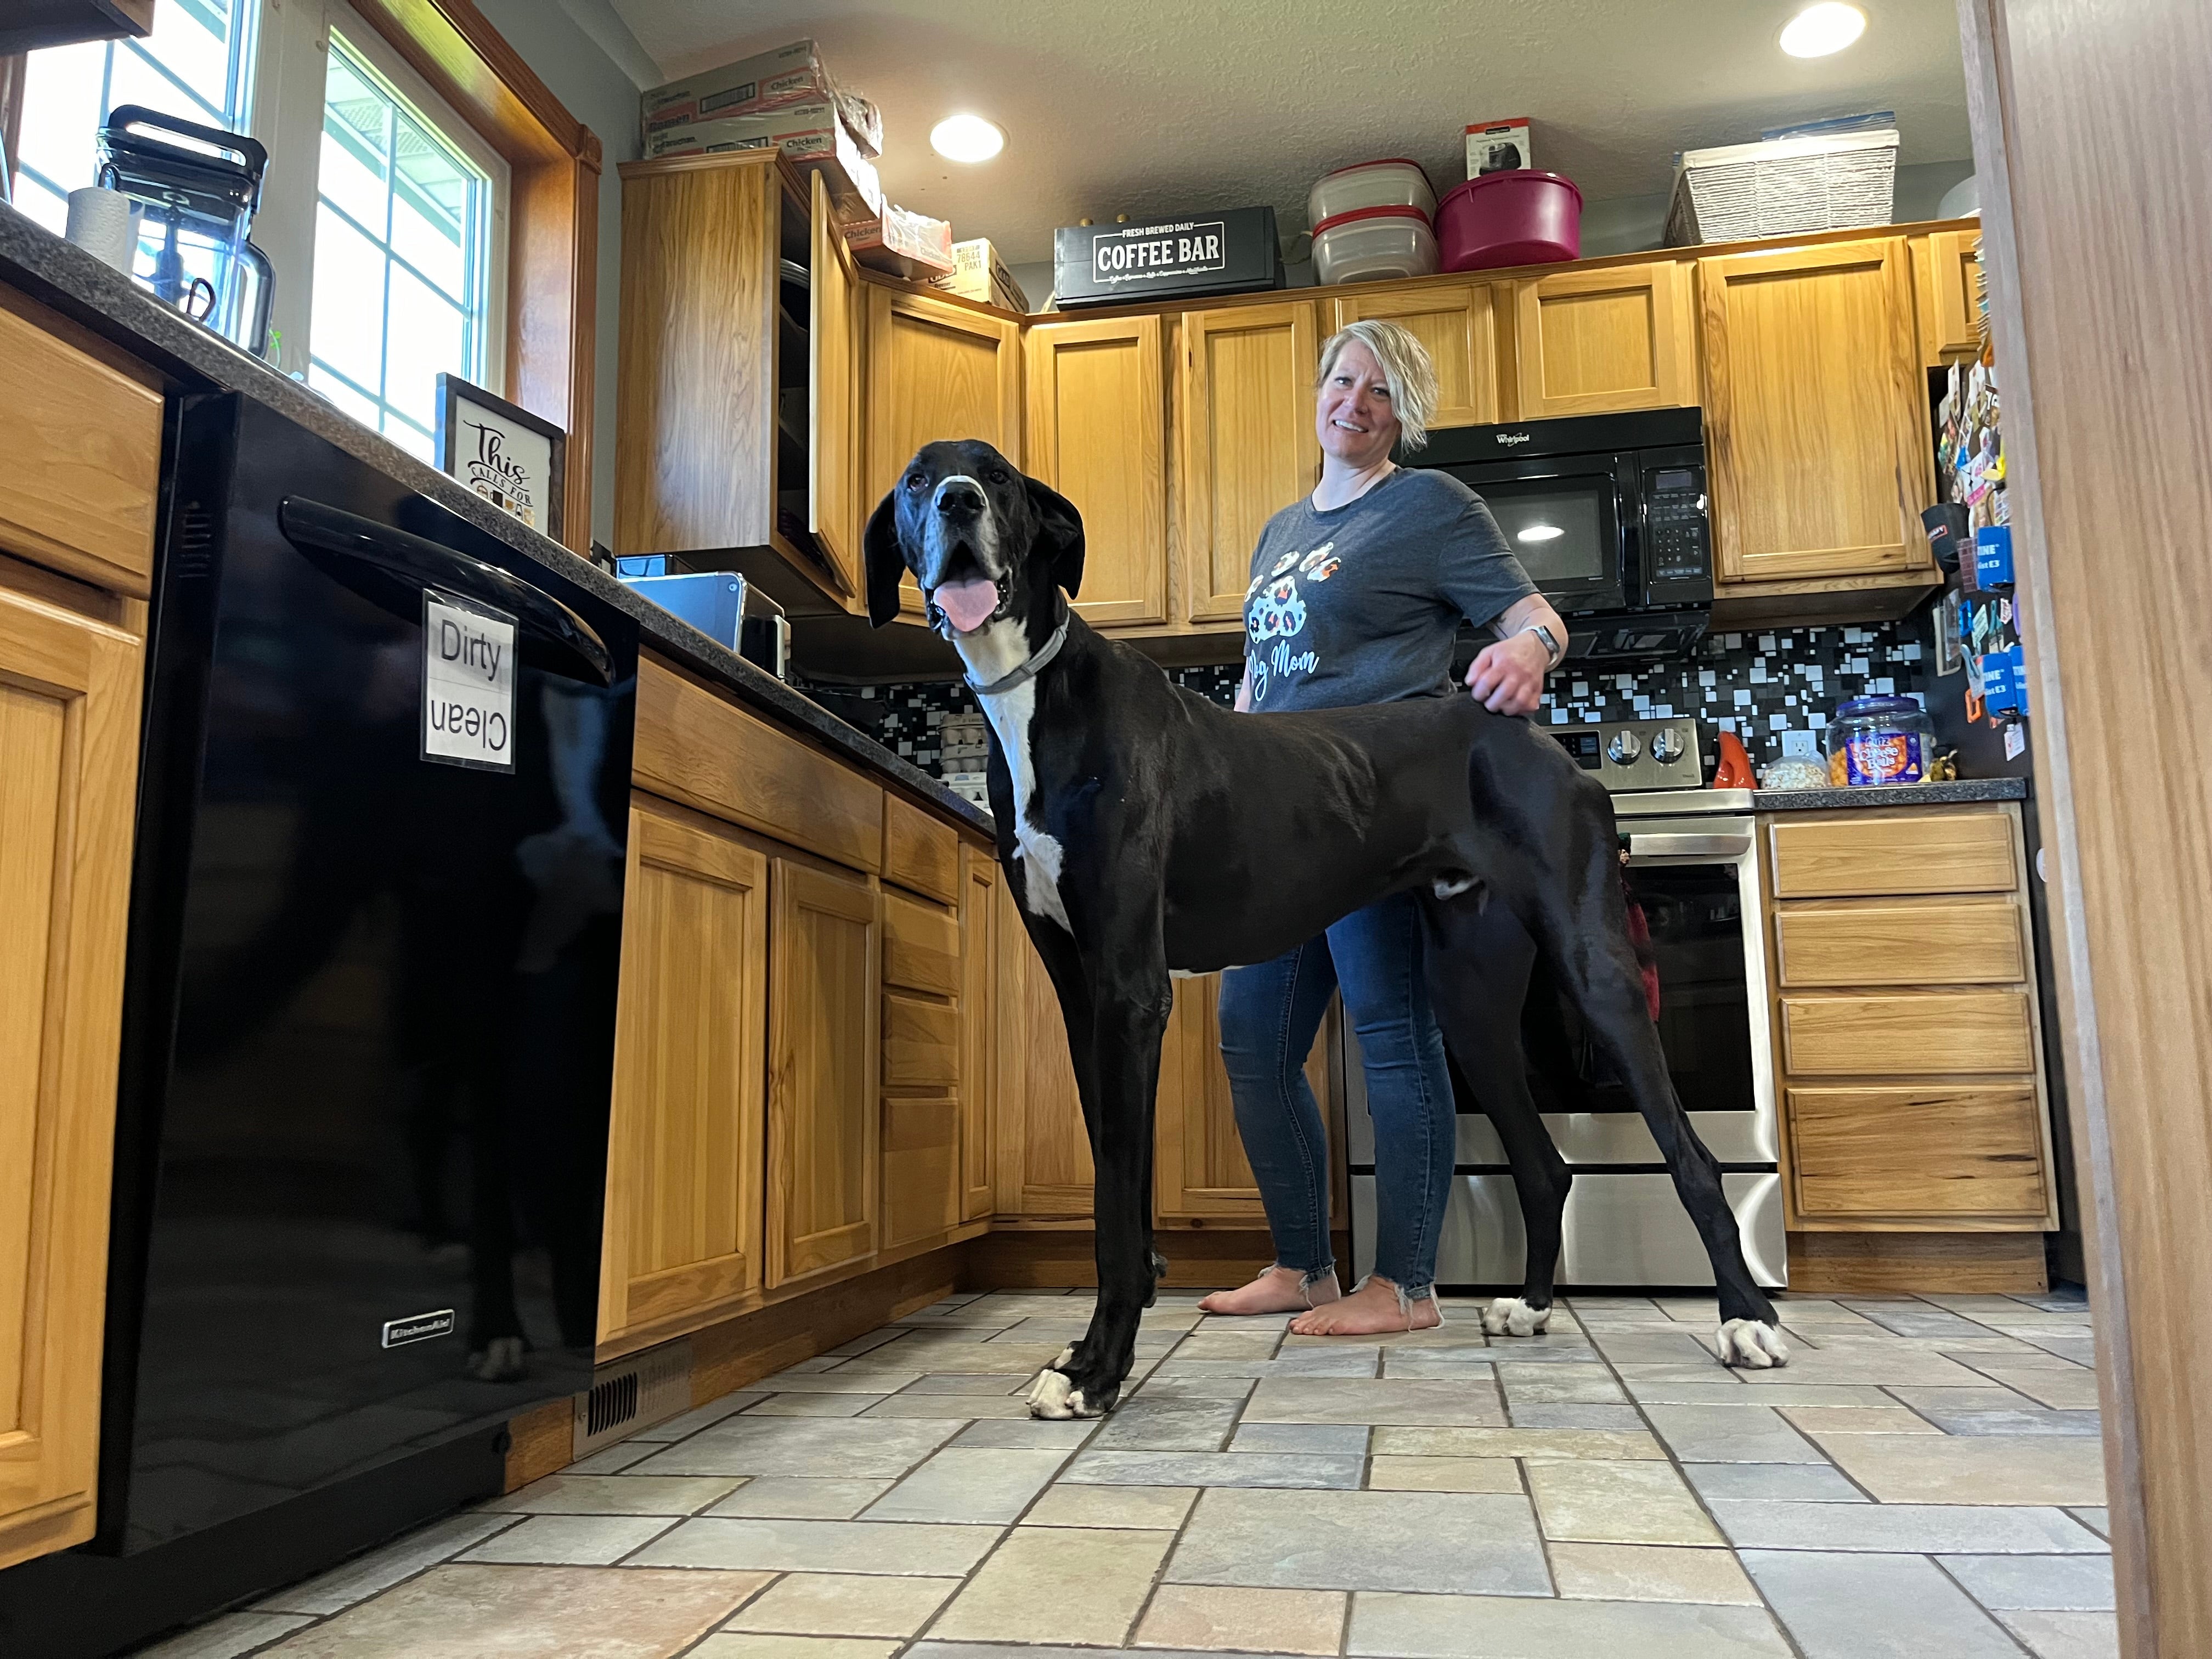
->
[964, 616, 1069, 697]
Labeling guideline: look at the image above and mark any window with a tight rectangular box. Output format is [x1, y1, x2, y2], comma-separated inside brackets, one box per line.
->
[306, 33, 495, 459]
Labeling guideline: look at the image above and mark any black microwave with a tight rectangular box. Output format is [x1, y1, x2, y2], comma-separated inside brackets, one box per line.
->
[1411, 406, 1712, 659]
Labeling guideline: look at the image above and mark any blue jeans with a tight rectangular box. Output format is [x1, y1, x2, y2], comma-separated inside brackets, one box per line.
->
[1217, 891, 1455, 1300]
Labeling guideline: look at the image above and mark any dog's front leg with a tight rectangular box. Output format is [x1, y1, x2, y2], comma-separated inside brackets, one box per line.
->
[1029, 970, 1170, 1420]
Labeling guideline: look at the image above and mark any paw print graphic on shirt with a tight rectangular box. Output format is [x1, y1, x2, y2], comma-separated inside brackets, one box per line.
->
[1247, 576, 1307, 641]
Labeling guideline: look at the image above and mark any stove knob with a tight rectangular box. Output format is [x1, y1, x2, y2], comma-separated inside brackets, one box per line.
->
[1651, 728, 1685, 763]
[1606, 729, 1643, 764]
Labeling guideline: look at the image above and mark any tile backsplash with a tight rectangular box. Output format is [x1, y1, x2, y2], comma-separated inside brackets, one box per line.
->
[800, 614, 1940, 792]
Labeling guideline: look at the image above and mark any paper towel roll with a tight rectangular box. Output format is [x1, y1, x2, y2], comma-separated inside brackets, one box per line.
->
[66, 187, 138, 273]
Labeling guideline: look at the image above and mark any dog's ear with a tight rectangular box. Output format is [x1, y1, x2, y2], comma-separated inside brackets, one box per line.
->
[862, 490, 907, 628]
[1026, 475, 1086, 601]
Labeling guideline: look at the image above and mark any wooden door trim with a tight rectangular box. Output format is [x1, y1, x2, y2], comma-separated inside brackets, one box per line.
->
[808, 170, 862, 602]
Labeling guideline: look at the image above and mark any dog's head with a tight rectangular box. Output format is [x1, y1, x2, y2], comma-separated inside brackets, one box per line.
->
[862, 439, 1085, 637]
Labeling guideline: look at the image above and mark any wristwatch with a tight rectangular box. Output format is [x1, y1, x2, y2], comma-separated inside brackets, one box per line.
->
[1520, 621, 1564, 670]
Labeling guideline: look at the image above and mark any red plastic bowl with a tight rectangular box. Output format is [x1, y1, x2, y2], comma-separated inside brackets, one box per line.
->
[1435, 170, 1583, 271]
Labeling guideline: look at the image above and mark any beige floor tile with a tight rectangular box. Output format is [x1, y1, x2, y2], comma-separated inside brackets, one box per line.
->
[1995, 1609, 2121, 1658]
[691, 1638, 896, 1659]
[749, 1370, 921, 1393]
[1373, 1427, 1662, 1459]
[1246, 1377, 1505, 1426]
[1979, 1367, 2103, 1409]
[1365, 1456, 1523, 1493]
[482, 1475, 746, 1515]
[860, 1392, 1039, 1419]
[744, 1394, 882, 1417]
[1348, 1589, 1792, 1656]
[930, 1526, 1172, 1645]
[703, 1479, 891, 1520]
[1813, 1433, 2108, 1505]
[262, 1564, 768, 1658]
[459, 1514, 675, 1565]
[1022, 1483, 1200, 1528]
[253, 1513, 521, 1616]
[136, 1612, 313, 1659]
[859, 1447, 1068, 1523]
[1133, 1584, 1347, 1654]
[1526, 1459, 1723, 1545]
[1549, 1543, 1762, 1605]
[722, 1572, 958, 1637]
[893, 1373, 1031, 1395]
[1496, 1364, 1627, 1404]
[629, 1516, 1002, 1576]
[1776, 1404, 1939, 1435]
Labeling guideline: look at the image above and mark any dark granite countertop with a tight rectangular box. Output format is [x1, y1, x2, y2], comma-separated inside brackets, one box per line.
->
[0, 204, 992, 838]
[1752, 777, 2028, 811]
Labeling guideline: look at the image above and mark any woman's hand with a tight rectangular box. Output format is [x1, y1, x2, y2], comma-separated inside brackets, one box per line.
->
[1465, 630, 1550, 715]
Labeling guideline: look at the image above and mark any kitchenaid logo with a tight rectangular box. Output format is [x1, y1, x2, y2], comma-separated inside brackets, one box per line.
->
[381, 1309, 456, 1348]
[1091, 221, 1227, 285]
[1494, 431, 1533, 447]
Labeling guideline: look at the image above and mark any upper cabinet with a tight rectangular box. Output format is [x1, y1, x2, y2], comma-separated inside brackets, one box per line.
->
[1330, 281, 1502, 430]
[1698, 237, 1937, 589]
[808, 172, 865, 592]
[1025, 314, 1169, 628]
[1508, 260, 1696, 419]
[1178, 301, 1321, 625]
[1919, 228, 1985, 364]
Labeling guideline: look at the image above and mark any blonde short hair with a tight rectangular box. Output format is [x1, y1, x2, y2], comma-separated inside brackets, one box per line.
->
[1315, 318, 1440, 452]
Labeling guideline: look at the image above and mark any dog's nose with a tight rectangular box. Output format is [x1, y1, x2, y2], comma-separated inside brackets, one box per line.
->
[935, 478, 986, 517]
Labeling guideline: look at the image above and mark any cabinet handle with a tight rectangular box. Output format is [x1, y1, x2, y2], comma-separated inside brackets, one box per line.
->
[1627, 831, 1752, 861]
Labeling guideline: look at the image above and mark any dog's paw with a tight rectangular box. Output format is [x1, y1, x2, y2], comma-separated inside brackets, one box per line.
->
[1717, 1319, 1790, 1369]
[1482, 1297, 1553, 1339]
[1026, 1368, 1077, 1419]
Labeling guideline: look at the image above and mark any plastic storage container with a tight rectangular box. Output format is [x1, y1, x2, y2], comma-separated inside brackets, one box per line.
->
[1435, 170, 1582, 272]
[1825, 695, 1936, 786]
[1311, 206, 1438, 286]
[1308, 158, 1436, 228]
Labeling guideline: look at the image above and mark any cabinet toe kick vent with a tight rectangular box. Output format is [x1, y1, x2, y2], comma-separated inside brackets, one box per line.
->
[573, 1337, 693, 1459]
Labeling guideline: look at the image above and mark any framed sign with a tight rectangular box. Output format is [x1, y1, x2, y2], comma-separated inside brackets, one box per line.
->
[435, 373, 566, 542]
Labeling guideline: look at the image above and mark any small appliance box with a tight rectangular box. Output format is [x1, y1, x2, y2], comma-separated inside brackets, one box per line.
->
[1465, 116, 1534, 177]
[642, 39, 881, 155]
[849, 203, 956, 280]
[644, 100, 883, 218]
[1052, 207, 1280, 307]
[928, 238, 1028, 312]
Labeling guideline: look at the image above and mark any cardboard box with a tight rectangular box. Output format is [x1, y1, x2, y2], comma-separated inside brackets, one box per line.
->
[644, 101, 883, 219]
[1052, 207, 1280, 308]
[1465, 116, 1534, 177]
[928, 239, 1028, 312]
[642, 39, 881, 156]
[849, 204, 955, 280]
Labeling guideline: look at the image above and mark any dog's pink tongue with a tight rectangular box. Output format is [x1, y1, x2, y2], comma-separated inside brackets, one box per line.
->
[934, 578, 998, 634]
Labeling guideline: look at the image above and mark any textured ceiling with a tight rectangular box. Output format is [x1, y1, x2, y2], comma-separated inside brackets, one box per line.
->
[608, 0, 1972, 264]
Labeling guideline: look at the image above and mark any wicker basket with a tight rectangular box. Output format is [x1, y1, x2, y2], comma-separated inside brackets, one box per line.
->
[1664, 129, 1899, 245]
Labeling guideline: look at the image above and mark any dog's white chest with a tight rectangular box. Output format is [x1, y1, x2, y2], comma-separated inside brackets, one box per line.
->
[975, 680, 1071, 935]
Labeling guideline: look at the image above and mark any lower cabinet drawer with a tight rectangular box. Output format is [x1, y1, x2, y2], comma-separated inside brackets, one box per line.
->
[1768, 810, 2017, 899]
[882, 1093, 962, 1249]
[1789, 1084, 2047, 1218]
[884, 991, 961, 1088]
[1781, 990, 2035, 1076]
[1775, 899, 2027, 987]
[883, 890, 961, 996]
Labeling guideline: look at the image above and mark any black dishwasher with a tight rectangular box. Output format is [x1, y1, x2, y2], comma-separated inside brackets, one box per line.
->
[4, 391, 635, 1652]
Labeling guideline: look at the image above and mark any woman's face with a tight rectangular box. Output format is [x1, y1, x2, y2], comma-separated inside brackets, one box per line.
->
[1316, 340, 1400, 469]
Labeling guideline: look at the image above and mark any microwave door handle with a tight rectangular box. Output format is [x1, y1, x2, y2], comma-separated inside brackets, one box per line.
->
[278, 496, 612, 685]
[1627, 831, 1753, 861]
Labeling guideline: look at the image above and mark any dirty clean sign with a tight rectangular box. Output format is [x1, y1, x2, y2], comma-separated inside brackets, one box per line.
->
[421, 591, 517, 772]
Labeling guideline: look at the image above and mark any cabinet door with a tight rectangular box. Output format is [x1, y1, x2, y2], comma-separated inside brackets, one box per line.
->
[1922, 229, 1984, 362]
[599, 802, 767, 1348]
[1025, 314, 1168, 627]
[865, 288, 1024, 619]
[809, 170, 864, 600]
[959, 847, 998, 1221]
[1509, 261, 1695, 417]
[1700, 238, 1937, 584]
[992, 878, 1093, 1216]
[0, 584, 140, 1570]
[1331, 281, 1502, 429]
[1154, 973, 1331, 1222]
[766, 859, 881, 1286]
[1178, 301, 1321, 624]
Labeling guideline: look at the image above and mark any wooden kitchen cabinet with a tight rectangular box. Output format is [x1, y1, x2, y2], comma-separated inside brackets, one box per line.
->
[1155, 974, 1335, 1223]
[597, 800, 768, 1351]
[880, 888, 962, 1251]
[1025, 313, 1169, 627]
[1699, 237, 1938, 591]
[992, 878, 1093, 1217]
[959, 847, 998, 1222]
[765, 857, 881, 1287]
[864, 286, 1024, 619]
[1918, 228, 1985, 363]
[1330, 281, 1503, 430]
[1508, 259, 1696, 419]
[0, 570, 144, 1570]
[1178, 300, 1321, 625]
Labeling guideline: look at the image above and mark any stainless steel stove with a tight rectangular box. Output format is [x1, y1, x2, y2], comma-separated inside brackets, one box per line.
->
[1348, 717, 1785, 1290]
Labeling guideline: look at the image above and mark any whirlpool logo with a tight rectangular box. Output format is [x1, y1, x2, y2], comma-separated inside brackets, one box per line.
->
[381, 1309, 456, 1348]
[1494, 431, 1533, 447]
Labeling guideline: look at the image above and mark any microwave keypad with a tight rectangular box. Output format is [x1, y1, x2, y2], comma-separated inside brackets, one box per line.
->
[1646, 488, 1709, 582]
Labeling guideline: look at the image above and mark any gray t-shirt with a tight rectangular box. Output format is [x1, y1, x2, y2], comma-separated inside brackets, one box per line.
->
[1243, 467, 1537, 713]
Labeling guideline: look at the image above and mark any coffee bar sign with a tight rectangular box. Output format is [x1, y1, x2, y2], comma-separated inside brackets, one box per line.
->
[1052, 206, 1282, 308]
[435, 373, 567, 543]
[1090, 219, 1228, 286]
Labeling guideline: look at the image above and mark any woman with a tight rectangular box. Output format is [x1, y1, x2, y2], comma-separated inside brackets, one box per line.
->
[1201, 319, 1568, 1335]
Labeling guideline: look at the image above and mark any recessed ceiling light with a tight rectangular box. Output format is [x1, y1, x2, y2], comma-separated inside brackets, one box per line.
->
[1779, 2, 1867, 57]
[930, 114, 1005, 163]
[1517, 524, 1565, 543]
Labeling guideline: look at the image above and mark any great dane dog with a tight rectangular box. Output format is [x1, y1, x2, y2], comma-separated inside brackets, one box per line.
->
[866, 439, 1790, 1418]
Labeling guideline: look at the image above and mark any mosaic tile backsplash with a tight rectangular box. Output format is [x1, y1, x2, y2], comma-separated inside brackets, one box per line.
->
[799, 615, 1940, 797]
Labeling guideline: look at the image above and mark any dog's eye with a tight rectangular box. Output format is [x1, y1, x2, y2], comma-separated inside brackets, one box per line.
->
[986, 467, 1008, 486]
[904, 474, 924, 492]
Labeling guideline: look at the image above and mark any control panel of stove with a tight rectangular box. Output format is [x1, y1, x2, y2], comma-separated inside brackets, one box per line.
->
[1551, 716, 1706, 793]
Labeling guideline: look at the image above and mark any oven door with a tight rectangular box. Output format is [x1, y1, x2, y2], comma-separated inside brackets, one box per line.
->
[1424, 453, 1633, 616]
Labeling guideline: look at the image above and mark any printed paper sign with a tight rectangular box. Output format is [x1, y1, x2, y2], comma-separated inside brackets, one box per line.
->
[422, 591, 517, 772]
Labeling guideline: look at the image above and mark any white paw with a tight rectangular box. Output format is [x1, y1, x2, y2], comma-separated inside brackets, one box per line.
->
[1483, 1297, 1553, 1338]
[467, 1335, 527, 1381]
[1717, 1319, 1790, 1369]
[1053, 1344, 1077, 1369]
[1066, 1389, 1094, 1418]
[1026, 1368, 1075, 1419]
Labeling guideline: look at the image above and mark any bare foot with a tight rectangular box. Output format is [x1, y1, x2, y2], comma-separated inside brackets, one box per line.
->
[1288, 1276, 1442, 1336]
[1198, 1267, 1340, 1317]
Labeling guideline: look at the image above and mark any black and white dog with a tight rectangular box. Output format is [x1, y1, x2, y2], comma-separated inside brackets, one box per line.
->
[866, 440, 1790, 1418]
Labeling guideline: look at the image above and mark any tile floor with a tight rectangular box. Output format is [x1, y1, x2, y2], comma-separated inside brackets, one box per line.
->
[136, 1286, 2114, 1659]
